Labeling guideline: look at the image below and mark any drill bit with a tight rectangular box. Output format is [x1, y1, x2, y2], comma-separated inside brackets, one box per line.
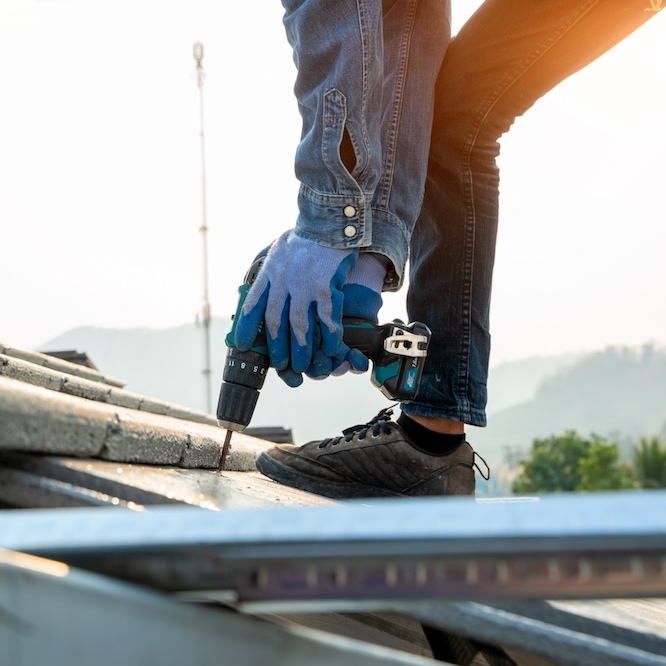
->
[220, 429, 233, 471]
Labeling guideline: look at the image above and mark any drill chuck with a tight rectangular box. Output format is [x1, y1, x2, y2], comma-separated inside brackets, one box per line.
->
[216, 347, 269, 431]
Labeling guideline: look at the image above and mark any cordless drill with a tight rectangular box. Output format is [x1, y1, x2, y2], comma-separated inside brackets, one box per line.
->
[216, 257, 431, 436]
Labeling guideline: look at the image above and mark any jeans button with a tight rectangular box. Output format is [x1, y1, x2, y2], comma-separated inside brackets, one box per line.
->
[343, 205, 357, 218]
[344, 224, 357, 238]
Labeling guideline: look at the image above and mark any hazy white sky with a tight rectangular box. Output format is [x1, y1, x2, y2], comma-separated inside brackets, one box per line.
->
[1, 0, 665, 366]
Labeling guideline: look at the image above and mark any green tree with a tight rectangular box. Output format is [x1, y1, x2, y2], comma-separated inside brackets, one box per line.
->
[512, 430, 637, 494]
[577, 442, 636, 491]
[633, 437, 666, 488]
[512, 431, 590, 493]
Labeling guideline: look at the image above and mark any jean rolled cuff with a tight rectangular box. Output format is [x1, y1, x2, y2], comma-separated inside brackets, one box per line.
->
[367, 208, 410, 292]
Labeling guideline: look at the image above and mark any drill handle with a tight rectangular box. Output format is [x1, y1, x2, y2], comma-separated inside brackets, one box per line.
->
[342, 318, 431, 403]
[341, 318, 392, 358]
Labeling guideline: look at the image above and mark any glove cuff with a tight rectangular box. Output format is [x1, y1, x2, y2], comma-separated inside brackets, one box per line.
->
[346, 252, 388, 291]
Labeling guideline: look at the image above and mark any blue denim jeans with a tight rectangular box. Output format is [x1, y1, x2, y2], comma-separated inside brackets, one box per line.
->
[281, 0, 658, 426]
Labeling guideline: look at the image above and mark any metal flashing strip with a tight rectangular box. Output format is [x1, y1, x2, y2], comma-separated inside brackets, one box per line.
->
[406, 601, 666, 666]
[1, 491, 665, 602]
[0, 551, 433, 666]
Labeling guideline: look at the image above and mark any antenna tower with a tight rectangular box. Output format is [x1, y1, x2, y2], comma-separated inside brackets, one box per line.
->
[193, 42, 212, 413]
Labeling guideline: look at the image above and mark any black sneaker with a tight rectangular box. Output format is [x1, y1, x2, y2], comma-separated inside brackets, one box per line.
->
[255, 408, 480, 499]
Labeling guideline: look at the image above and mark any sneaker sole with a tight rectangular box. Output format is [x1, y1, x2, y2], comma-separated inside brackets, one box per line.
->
[256, 452, 402, 500]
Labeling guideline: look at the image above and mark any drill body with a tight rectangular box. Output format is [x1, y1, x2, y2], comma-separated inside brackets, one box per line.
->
[216, 259, 431, 432]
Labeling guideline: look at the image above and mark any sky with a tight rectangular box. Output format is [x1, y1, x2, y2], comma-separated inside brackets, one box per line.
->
[1, 0, 665, 367]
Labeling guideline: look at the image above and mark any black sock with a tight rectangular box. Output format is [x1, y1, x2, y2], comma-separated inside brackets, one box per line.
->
[397, 413, 465, 456]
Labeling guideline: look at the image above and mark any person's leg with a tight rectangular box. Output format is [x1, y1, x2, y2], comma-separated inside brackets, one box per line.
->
[405, 0, 660, 429]
[253, 0, 660, 499]
[367, 0, 452, 289]
[255, 1, 476, 500]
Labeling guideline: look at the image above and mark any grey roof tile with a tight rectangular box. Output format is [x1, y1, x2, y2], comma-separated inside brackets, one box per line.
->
[0, 342, 125, 387]
[106, 387, 143, 410]
[0, 351, 217, 426]
[0, 353, 64, 391]
[0, 344, 272, 471]
[60, 376, 113, 403]
[136, 395, 170, 416]
[100, 411, 186, 465]
[179, 436, 223, 469]
[0, 376, 108, 457]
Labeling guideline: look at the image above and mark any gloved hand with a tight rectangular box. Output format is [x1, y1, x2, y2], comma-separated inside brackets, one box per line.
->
[233, 230, 358, 387]
[307, 252, 388, 379]
[340, 251, 387, 323]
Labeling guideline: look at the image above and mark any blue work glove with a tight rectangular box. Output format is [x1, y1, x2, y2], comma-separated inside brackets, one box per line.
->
[233, 230, 358, 387]
[340, 251, 387, 323]
[307, 252, 388, 379]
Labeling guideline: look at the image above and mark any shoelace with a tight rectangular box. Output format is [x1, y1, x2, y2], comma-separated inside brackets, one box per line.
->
[318, 407, 395, 449]
[473, 451, 491, 480]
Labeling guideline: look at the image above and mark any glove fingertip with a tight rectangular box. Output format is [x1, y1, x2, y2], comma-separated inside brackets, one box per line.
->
[277, 367, 304, 388]
[306, 349, 333, 380]
[291, 348, 311, 374]
[348, 348, 369, 373]
[331, 361, 350, 377]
